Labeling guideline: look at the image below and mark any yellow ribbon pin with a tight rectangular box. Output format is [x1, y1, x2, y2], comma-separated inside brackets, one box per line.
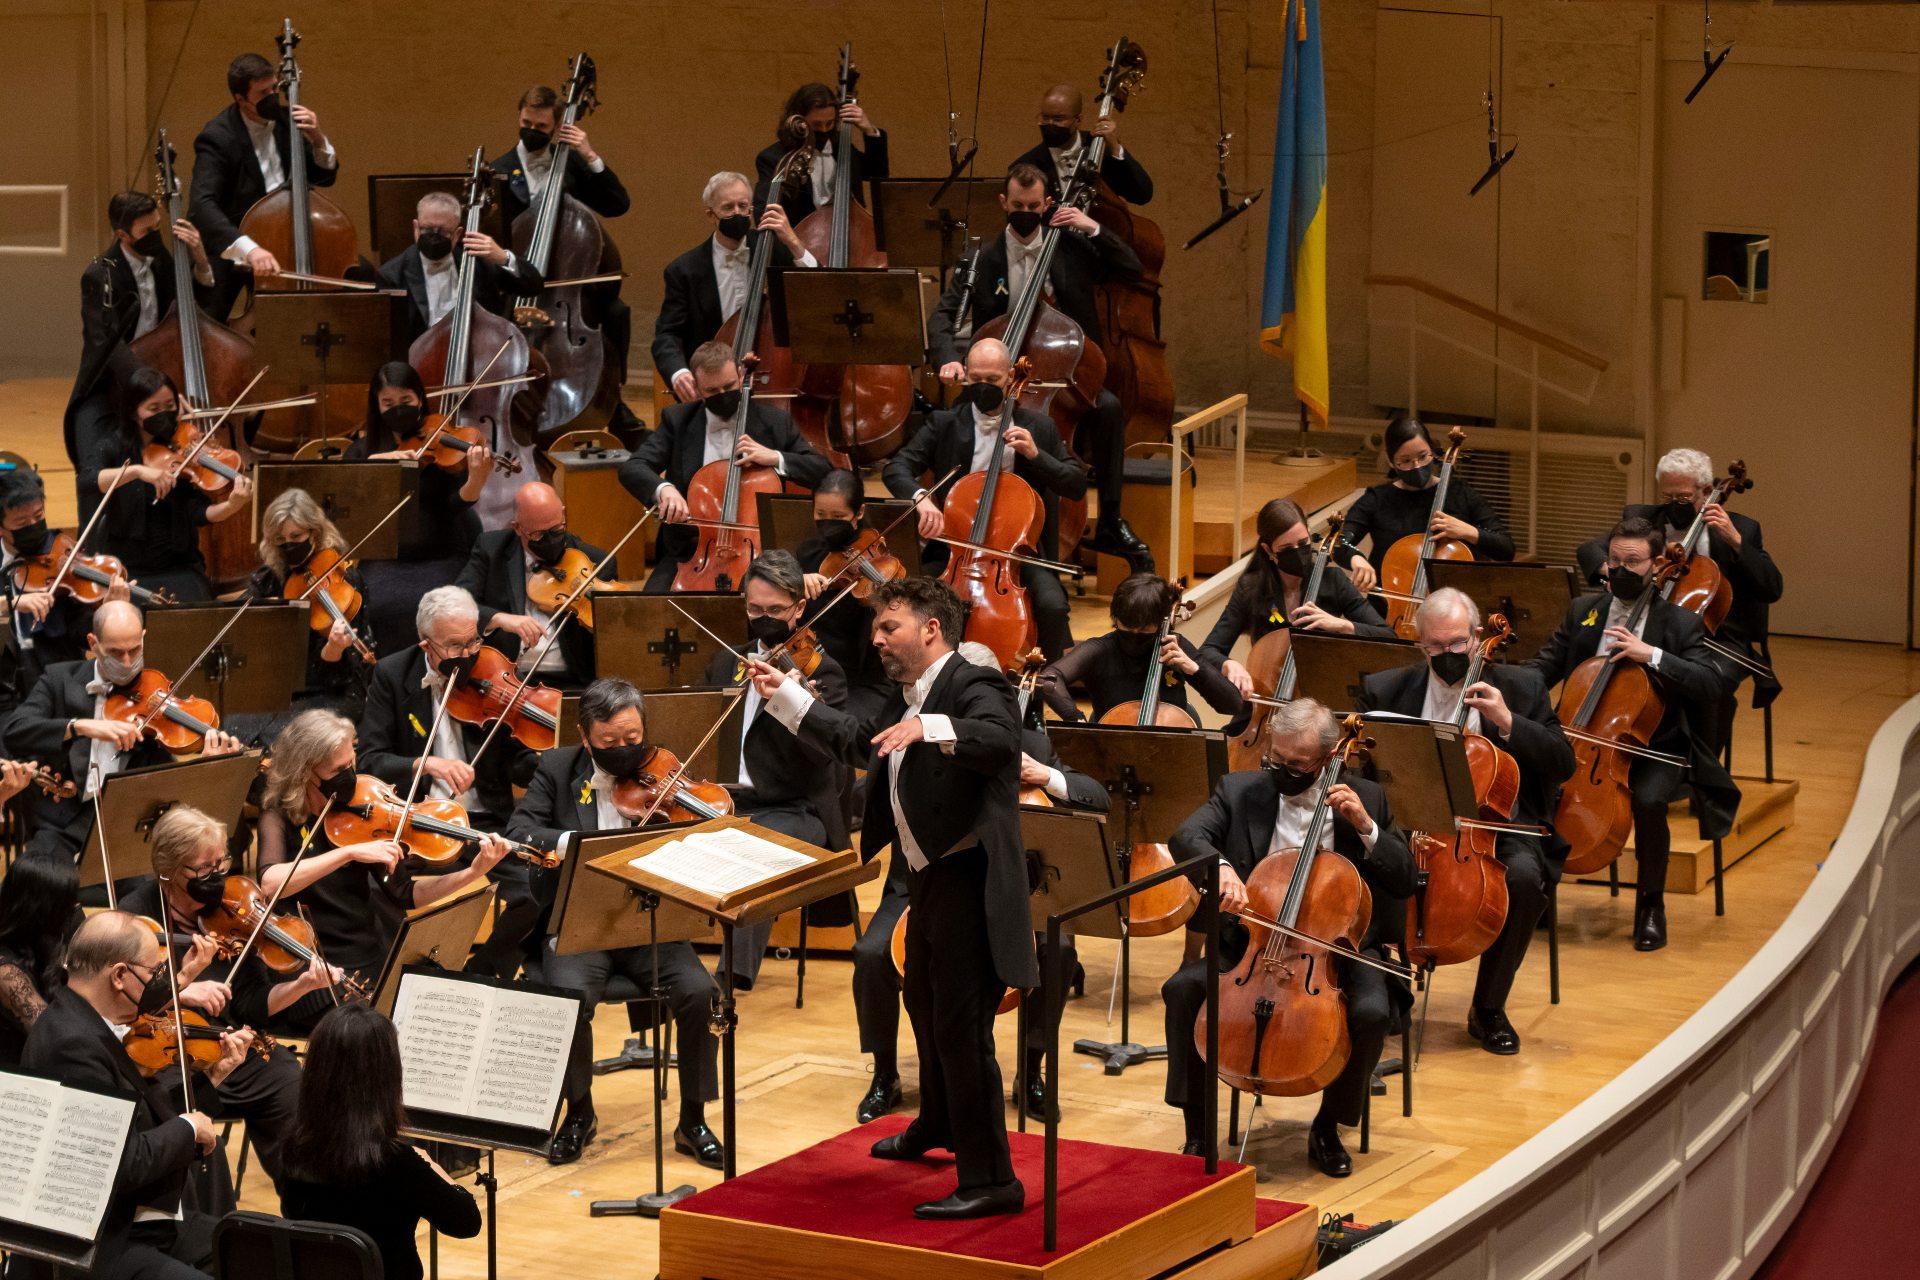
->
[409, 712, 427, 738]
[1581, 608, 1600, 627]
[1268, 607, 1285, 625]
[579, 781, 594, 806]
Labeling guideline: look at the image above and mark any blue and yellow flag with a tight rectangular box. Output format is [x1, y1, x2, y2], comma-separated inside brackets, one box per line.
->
[1259, 0, 1330, 425]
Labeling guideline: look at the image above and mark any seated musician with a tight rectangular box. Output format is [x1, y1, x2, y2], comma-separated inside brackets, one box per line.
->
[1574, 447, 1784, 761]
[3, 601, 242, 865]
[21, 911, 244, 1280]
[375, 192, 545, 348]
[505, 676, 722, 1168]
[348, 361, 489, 566]
[1163, 697, 1414, 1174]
[618, 340, 831, 591]
[883, 336, 1085, 660]
[64, 190, 214, 465]
[117, 805, 325, 1192]
[246, 487, 372, 716]
[1015, 81, 1154, 205]
[454, 481, 610, 687]
[73, 366, 252, 604]
[358, 586, 537, 976]
[928, 165, 1153, 575]
[1523, 517, 1737, 952]
[795, 469, 892, 722]
[652, 171, 815, 403]
[4, 465, 130, 677]
[1037, 573, 1242, 723]
[1358, 588, 1572, 1055]
[257, 710, 509, 1028]
[189, 51, 340, 316]
[1201, 497, 1396, 700]
[1340, 415, 1514, 595]
[754, 80, 888, 228]
[0, 857, 79, 1068]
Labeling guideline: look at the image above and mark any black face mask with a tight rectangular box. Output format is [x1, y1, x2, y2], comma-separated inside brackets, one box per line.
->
[127, 963, 176, 1017]
[964, 381, 1006, 414]
[278, 539, 314, 571]
[717, 212, 753, 241]
[416, 228, 453, 262]
[1391, 461, 1434, 487]
[9, 518, 50, 556]
[142, 409, 178, 442]
[1039, 123, 1076, 149]
[1659, 498, 1696, 530]
[814, 519, 858, 551]
[1607, 566, 1649, 602]
[520, 126, 551, 152]
[1115, 631, 1157, 660]
[253, 93, 285, 123]
[1268, 544, 1313, 578]
[1429, 650, 1472, 686]
[317, 766, 358, 810]
[748, 615, 793, 648]
[183, 870, 228, 906]
[703, 388, 743, 420]
[1264, 759, 1321, 797]
[131, 229, 166, 259]
[1006, 209, 1045, 238]
[590, 741, 652, 780]
[526, 529, 567, 565]
[380, 404, 422, 437]
[437, 650, 478, 682]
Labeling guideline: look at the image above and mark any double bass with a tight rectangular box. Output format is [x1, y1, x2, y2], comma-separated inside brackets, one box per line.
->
[1226, 515, 1343, 771]
[1380, 426, 1473, 639]
[938, 360, 1044, 670]
[710, 146, 811, 417]
[237, 21, 359, 290]
[1660, 460, 1752, 633]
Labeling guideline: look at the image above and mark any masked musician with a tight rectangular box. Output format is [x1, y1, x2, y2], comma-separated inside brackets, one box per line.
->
[754, 80, 888, 228]
[1339, 416, 1514, 595]
[3, 466, 132, 678]
[245, 488, 371, 717]
[454, 481, 609, 688]
[375, 192, 544, 347]
[1036, 573, 1242, 723]
[1013, 81, 1153, 205]
[794, 469, 893, 723]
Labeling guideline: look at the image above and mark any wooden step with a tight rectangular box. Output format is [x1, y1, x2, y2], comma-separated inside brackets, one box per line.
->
[1604, 776, 1799, 895]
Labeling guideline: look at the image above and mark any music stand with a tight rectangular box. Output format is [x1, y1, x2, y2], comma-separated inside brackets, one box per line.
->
[1291, 633, 1421, 714]
[370, 881, 499, 1018]
[253, 292, 400, 449]
[1424, 561, 1579, 666]
[253, 461, 410, 558]
[871, 177, 1006, 272]
[0, 1070, 135, 1274]
[593, 592, 745, 690]
[772, 268, 927, 370]
[78, 753, 263, 890]
[1049, 724, 1225, 1074]
[753, 493, 922, 573]
[1358, 717, 1480, 835]
[143, 603, 306, 717]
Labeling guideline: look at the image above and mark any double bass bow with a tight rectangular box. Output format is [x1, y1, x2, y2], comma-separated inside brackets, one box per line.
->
[1226, 515, 1342, 771]
[1380, 426, 1473, 639]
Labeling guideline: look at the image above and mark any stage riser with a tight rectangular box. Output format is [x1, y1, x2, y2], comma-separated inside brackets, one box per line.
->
[1578, 777, 1798, 896]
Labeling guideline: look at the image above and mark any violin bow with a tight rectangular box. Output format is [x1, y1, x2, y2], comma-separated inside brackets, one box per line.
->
[157, 365, 269, 496]
[45, 453, 138, 599]
[154, 883, 196, 1109]
[182, 391, 318, 421]
[90, 761, 115, 910]
[411, 339, 514, 461]
[289, 496, 412, 604]
[129, 598, 259, 738]
[226, 795, 335, 977]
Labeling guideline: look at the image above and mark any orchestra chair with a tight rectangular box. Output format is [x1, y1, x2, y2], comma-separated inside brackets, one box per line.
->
[213, 1211, 383, 1280]
[520, 952, 676, 1087]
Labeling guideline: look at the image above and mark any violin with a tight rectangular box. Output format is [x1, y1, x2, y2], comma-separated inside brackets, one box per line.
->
[525, 545, 636, 631]
[1404, 616, 1518, 968]
[672, 354, 786, 592]
[1380, 426, 1474, 639]
[281, 546, 375, 662]
[143, 420, 247, 501]
[1552, 545, 1690, 876]
[9, 531, 176, 615]
[399, 410, 524, 476]
[1227, 515, 1342, 771]
[1, 760, 76, 800]
[323, 773, 558, 868]
[444, 646, 562, 751]
[1661, 460, 1752, 633]
[1207, 716, 1375, 1097]
[197, 873, 368, 999]
[104, 669, 223, 758]
[816, 528, 906, 602]
[123, 1007, 275, 1076]
[1098, 590, 1199, 728]
[610, 744, 736, 825]
[890, 908, 1020, 1014]
[938, 359, 1045, 670]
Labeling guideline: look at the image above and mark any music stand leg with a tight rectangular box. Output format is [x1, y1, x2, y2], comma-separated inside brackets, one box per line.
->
[1764, 702, 1775, 783]
[430, 1225, 438, 1280]
[481, 1148, 498, 1280]
[1071, 782, 1167, 1073]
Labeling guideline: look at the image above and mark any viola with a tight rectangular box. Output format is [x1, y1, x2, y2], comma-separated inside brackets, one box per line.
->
[198, 874, 369, 999]
[816, 528, 906, 602]
[890, 908, 1020, 1014]
[1227, 515, 1342, 771]
[610, 744, 736, 825]
[672, 355, 786, 593]
[1380, 426, 1474, 639]
[1098, 590, 1199, 728]
[281, 546, 374, 662]
[123, 1007, 275, 1076]
[142, 420, 247, 501]
[445, 646, 562, 751]
[1660, 460, 1752, 633]
[938, 360, 1044, 671]
[525, 545, 636, 631]
[104, 669, 222, 758]
[1, 759, 76, 800]
[9, 531, 176, 614]
[323, 773, 558, 868]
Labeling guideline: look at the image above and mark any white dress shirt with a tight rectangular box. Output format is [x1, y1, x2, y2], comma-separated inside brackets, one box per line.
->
[1420, 670, 1482, 735]
[422, 252, 459, 327]
[81, 661, 127, 799]
[1264, 783, 1379, 858]
[736, 646, 770, 790]
[125, 249, 161, 338]
[518, 553, 568, 676]
[420, 670, 481, 808]
[710, 234, 817, 321]
[1004, 228, 1048, 305]
[1048, 135, 1125, 191]
[224, 116, 338, 265]
[969, 404, 1017, 475]
[515, 140, 606, 205]
[1598, 597, 1666, 669]
[808, 141, 837, 208]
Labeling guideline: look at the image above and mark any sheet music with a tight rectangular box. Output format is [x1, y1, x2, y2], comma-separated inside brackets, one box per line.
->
[0, 1071, 134, 1242]
[628, 827, 812, 899]
[394, 973, 577, 1136]
[467, 987, 574, 1130]
[394, 978, 488, 1116]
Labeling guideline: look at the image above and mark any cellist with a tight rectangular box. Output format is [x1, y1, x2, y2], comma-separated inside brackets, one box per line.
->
[1340, 416, 1514, 595]
[753, 81, 888, 227]
[1162, 698, 1413, 1174]
[1035, 573, 1243, 723]
[1015, 81, 1154, 206]
[1523, 518, 1737, 952]
[1358, 588, 1572, 1056]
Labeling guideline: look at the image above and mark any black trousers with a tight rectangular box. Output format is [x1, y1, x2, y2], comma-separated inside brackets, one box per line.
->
[1022, 565, 1072, 661]
[544, 935, 718, 1128]
[1021, 935, 1077, 1066]
[1627, 756, 1683, 900]
[176, 1043, 301, 1188]
[643, 554, 683, 593]
[1470, 835, 1551, 1013]
[1076, 389, 1127, 516]
[729, 800, 827, 988]
[902, 845, 1015, 1190]
[851, 855, 912, 1070]
[464, 818, 542, 979]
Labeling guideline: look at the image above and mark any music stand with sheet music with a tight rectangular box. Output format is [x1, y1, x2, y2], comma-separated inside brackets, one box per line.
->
[370, 880, 500, 1018]
[754, 493, 922, 574]
[1425, 561, 1579, 666]
[871, 177, 1007, 273]
[253, 291, 400, 448]
[592, 592, 745, 690]
[253, 461, 409, 559]
[1048, 724, 1226, 1074]
[772, 268, 927, 374]
[79, 753, 263, 891]
[0, 1070, 135, 1274]
[1290, 633, 1420, 714]
[142, 603, 307, 719]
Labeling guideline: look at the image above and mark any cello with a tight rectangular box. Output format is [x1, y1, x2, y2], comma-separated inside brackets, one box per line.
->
[710, 146, 812, 424]
[786, 44, 913, 468]
[1098, 590, 1198, 728]
[1380, 426, 1473, 639]
[1227, 515, 1342, 771]
[938, 359, 1044, 670]
[1660, 459, 1752, 633]
[509, 53, 624, 436]
[671, 354, 785, 592]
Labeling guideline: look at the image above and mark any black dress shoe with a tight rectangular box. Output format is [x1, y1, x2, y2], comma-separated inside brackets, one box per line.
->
[870, 1124, 942, 1161]
[1466, 1007, 1521, 1056]
[673, 1122, 725, 1170]
[1019, 1078, 1061, 1125]
[1634, 897, 1668, 952]
[1306, 1122, 1352, 1177]
[1179, 1139, 1214, 1158]
[546, 1112, 598, 1165]
[1086, 518, 1156, 574]
[856, 1075, 903, 1125]
[914, 1180, 1025, 1220]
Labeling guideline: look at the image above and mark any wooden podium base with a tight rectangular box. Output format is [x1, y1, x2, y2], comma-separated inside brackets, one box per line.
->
[658, 1116, 1315, 1280]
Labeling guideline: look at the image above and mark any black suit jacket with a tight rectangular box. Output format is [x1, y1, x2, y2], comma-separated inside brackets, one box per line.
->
[188, 104, 339, 260]
[1199, 559, 1395, 668]
[649, 236, 803, 383]
[617, 399, 830, 563]
[454, 529, 609, 683]
[375, 244, 547, 349]
[488, 146, 632, 225]
[929, 227, 1141, 367]
[4, 659, 177, 843]
[357, 647, 534, 821]
[701, 648, 850, 849]
[754, 130, 890, 228]
[1011, 134, 1153, 205]
[786, 654, 1039, 989]
[1023, 726, 1108, 811]
[882, 405, 1087, 559]
[63, 244, 217, 454]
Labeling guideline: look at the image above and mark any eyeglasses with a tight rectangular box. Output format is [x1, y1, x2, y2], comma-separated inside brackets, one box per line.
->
[744, 603, 795, 620]
[1416, 639, 1473, 658]
[436, 634, 483, 656]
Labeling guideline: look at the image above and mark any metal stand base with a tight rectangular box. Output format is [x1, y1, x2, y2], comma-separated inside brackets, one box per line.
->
[1071, 1037, 1167, 1074]
[592, 1035, 676, 1077]
[590, 1184, 698, 1219]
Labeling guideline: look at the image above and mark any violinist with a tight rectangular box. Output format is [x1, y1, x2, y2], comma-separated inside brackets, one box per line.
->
[454, 481, 608, 686]
[745, 576, 1037, 1221]
[1037, 573, 1242, 723]
[347, 361, 489, 567]
[1014, 81, 1154, 206]
[1524, 518, 1737, 951]
[375, 192, 544, 347]
[618, 341, 831, 591]
[1340, 415, 1513, 595]
[188, 50, 340, 316]
[795, 469, 891, 722]
[652, 171, 816, 403]
[3, 601, 242, 864]
[1574, 448, 1784, 761]
[4, 466, 130, 676]
[1201, 497, 1395, 699]
[1358, 589, 1572, 1055]
[64, 190, 215, 460]
[699, 551, 849, 991]
[1162, 698, 1414, 1174]
[754, 80, 888, 227]
[246, 488, 371, 715]
[928, 166, 1152, 573]
[21, 911, 244, 1280]
[883, 337, 1085, 659]
[504, 677, 722, 1169]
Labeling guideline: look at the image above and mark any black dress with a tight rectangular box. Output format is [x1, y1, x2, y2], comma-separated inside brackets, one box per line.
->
[255, 809, 414, 978]
[1340, 477, 1515, 577]
[280, 1143, 481, 1280]
[73, 416, 215, 602]
[794, 535, 891, 722]
[244, 564, 372, 716]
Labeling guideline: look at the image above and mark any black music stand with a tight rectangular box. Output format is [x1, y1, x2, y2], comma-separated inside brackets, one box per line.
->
[1290, 633, 1421, 714]
[592, 592, 745, 690]
[143, 603, 307, 718]
[872, 177, 1006, 272]
[1049, 724, 1225, 1074]
[253, 461, 410, 557]
[253, 291, 400, 448]
[773, 268, 927, 371]
[1424, 561, 1579, 666]
[370, 881, 500, 1017]
[753, 493, 923, 573]
[78, 753, 263, 890]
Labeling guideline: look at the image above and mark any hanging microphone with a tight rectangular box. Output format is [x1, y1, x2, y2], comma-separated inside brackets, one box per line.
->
[1684, 44, 1732, 104]
[1468, 141, 1517, 197]
[928, 141, 979, 207]
[1184, 189, 1264, 251]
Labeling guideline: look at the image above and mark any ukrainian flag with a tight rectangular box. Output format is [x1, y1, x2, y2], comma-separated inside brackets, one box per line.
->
[1259, 0, 1330, 425]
